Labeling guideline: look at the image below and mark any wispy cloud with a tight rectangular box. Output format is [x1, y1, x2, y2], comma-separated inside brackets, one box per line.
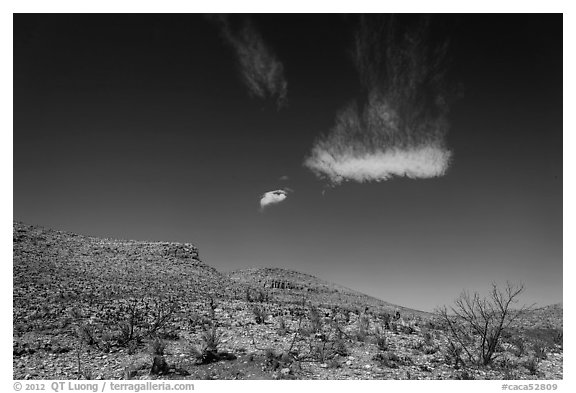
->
[259, 189, 290, 212]
[211, 15, 287, 109]
[305, 15, 455, 184]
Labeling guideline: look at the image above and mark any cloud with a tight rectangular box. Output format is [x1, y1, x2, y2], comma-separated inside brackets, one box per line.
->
[304, 15, 455, 184]
[305, 145, 451, 184]
[211, 15, 287, 108]
[259, 189, 290, 211]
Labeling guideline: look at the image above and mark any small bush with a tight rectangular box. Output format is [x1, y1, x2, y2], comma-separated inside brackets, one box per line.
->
[532, 341, 547, 360]
[412, 339, 425, 351]
[76, 323, 98, 347]
[277, 317, 287, 336]
[423, 330, 434, 346]
[356, 314, 370, 342]
[373, 351, 401, 368]
[424, 345, 439, 355]
[510, 337, 526, 357]
[400, 324, 415, 335]
[201, 325, 221, 353]
[333, 338, 349, 357]
[381, 313, 391, 330]
[374, 326, 388, 351]
[148, 337, 165, 356]
[252, 306, 267, 324]
[309, 306, 322, 333]
[445, 341, 464, 369]
[189, 324, 224, 365]
[524, 357, 539, 375]
[554, 331, 563, 347]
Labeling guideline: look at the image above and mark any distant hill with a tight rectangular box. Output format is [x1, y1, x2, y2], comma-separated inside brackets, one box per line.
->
[226, 267, 429, 317]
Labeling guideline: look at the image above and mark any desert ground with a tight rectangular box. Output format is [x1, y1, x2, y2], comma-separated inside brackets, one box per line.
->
[13, 221, 563, 380]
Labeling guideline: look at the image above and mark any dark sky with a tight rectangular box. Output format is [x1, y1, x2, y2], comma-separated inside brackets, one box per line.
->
[13, 14, 562, 312]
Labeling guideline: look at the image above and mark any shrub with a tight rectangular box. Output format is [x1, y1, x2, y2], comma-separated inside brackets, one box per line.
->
[189, 324, 223, 364]
[374, 326, 388, 351]
[524, 357, 539, 375]
[554, 331, 563, 347]
[532, 341, 547, 360]
[201, 324, 221, 353]
[509, 337, 526, 357]
[333, 338, 349, 357]
[400, 324, 415, 335]
[424, 345, 439, 355]
[111, 297, 176, 347]
[445, 341, 464, 369]
[148, 337, 165, 356]
[423, 330, 434, 346]
[309, 306, 322, 333]
[437, 282, 531, 366]
[76, 323, 98, 347]
[252, 305, 267, 324]
[412, 339, 425, 351]
[277, 317, 287, 336]
[356, 314, 370, 341]
[381, 313, 391, 330]
[373, 351, 401, 368]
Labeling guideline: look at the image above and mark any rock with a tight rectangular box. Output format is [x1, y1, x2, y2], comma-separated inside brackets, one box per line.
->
[346, 361, 352, 366]
[281, 368, 291, 375]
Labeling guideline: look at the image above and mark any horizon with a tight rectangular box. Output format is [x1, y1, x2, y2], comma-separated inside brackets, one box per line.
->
[14, 14, 562, 313]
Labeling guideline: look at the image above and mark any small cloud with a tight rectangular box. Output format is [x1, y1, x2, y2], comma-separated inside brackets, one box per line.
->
[211, 15, 287, 108]
[259, 189, 290, 211]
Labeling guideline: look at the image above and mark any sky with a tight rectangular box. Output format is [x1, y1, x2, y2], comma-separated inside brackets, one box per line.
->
[13, 14, 562, 312]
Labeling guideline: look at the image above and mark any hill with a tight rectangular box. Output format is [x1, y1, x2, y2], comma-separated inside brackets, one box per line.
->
[227, 267, 428, 317]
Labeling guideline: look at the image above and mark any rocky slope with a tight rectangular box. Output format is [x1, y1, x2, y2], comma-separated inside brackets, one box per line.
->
[227, 267, 427, 317]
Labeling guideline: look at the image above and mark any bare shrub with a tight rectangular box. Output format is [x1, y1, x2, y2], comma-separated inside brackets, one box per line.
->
[437, 282, 531, 366]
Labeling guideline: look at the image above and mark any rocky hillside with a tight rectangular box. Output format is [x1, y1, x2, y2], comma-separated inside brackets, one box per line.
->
[13, 221, 244, 335]
[227, 267, 427, 317]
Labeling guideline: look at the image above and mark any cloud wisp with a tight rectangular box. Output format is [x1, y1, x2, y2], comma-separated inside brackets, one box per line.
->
[212, 15, 287, 109]
[259, 189, 291, 212]
[305, 15, 454, 184]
